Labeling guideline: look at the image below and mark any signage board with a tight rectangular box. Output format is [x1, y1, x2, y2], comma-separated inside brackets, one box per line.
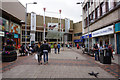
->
[48, 23, 58, 31]
[0, 31, 4, 36]
[31, 12, 36, 31]
[14, 34, 18, 38]
[92, 25, 114, 37]
[115, 22, 120, 33]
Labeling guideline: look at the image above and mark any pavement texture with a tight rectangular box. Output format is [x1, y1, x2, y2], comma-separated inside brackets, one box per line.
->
[1, 47, 120, 79]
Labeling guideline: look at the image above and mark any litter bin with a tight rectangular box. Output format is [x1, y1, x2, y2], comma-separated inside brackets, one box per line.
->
[100, 48, 111, 64]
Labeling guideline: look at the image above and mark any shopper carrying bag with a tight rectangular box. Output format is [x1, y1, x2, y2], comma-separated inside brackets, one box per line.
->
[36, 41, 43, 65]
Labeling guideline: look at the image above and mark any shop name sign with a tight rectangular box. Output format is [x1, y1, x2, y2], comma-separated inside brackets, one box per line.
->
[92, 25, 114, 37]
[0, 31, 4, 36]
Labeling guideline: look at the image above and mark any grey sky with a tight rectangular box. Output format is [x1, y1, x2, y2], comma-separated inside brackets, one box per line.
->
[18, 0, 84, 23]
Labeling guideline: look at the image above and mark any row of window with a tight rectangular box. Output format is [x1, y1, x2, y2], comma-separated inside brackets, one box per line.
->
[84, 1, 119, 28]
[74, 33, 82, 37]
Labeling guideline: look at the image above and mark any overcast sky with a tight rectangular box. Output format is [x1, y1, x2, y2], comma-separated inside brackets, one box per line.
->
[18, 0, 84, 23]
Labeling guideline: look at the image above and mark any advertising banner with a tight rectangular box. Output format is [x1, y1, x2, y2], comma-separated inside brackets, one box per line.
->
[31, 12, 36, 31]
[10, 22, 20, 34]
[48, 23, 58, 31]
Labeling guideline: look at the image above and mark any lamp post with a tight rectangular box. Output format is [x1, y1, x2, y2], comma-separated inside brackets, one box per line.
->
[25, 2, 37, 49]
[77, 2, 90, 53]
[59, 10, 62, 44]
[43, 8, 46, 41]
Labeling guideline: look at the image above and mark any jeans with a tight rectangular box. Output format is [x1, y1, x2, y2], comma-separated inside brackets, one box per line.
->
[95, 51, 99, 61]
[58, 48, 60, 53]
[43, 52, 48, 63]
[55, 48, 57, 54]
[38, 54, 42, 63]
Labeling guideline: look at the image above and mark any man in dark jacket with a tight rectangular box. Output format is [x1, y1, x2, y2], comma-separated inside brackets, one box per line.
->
[41, 40, 50, 65]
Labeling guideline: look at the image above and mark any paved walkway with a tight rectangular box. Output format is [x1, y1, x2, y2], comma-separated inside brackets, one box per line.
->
[1, 48, 119, 79]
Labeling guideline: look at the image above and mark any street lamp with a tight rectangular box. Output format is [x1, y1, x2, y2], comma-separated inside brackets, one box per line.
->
[43, 8, 46, 41]
[59, 10, 62, 44]
[76, 2, 90, 53]
[25, 2, 37, 49]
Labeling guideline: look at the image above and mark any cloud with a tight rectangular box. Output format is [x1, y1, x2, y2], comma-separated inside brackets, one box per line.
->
[18, 0, 83, 23]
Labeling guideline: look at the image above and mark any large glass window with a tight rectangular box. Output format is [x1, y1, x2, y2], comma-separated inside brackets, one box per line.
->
[0, 17, 9, 31]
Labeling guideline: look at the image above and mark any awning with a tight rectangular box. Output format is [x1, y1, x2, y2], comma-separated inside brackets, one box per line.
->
[46, 30, 65, 39]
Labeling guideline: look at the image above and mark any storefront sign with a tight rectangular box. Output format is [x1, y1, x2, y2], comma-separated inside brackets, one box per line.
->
[74, 39, 80, 42]
[14, 34, 18, 38]
[92, 25, 114, 37]
[83, 32, 92, 39]
[115, 22, 120, 33]
[0, 31, 4, 36]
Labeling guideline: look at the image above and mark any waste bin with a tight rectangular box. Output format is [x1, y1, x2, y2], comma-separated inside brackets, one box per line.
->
[100, 48, 111, 64]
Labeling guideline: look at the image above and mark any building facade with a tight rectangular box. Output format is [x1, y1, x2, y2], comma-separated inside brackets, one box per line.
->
[0, 0, 25, 50]
[21, 13, 74, 45]
[82, 0, 120, 54]
[73, 21, 82, 47]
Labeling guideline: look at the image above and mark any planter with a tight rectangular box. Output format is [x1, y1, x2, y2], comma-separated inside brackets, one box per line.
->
[2, 51, 17, 62]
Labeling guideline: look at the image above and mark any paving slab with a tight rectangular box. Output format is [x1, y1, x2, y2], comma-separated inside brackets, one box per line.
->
[3, 65, 115, 78]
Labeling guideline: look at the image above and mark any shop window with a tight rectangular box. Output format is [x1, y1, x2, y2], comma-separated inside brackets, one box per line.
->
[0, 17, 9, 31]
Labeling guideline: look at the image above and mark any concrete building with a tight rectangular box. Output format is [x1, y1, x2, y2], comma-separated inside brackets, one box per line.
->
[0, 0, 25, 50]
[73, 21, 82, 47]
[21, 13, 73, 45]
[82, 0, 120, 54]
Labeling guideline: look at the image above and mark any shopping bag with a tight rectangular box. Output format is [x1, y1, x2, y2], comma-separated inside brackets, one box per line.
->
[35, 54, 38, 60]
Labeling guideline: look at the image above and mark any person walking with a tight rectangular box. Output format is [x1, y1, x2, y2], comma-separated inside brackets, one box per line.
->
[108, 44, 114, 60]
[41, 40, 50, 65]
[54, 43, 57, 54]
[93, 43, 99, 61]
[77, 43, 79, 49]
[36, 41, 42, 65]
[57, 43, 60, 54]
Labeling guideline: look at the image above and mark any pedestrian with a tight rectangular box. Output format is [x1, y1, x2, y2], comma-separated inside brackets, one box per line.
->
[77, 43, 79, 49]
[104, 42, 108, 48]
[61, 43, 64, 51]
[67, 43, 70, 48]
[93, 43, 99, 61]
[36, 41, 43, 65]
[57, 43, 60, 54]
[108, 44, 114, 60]
[41, 40, 50, 65]
[54, 43, 57, 54]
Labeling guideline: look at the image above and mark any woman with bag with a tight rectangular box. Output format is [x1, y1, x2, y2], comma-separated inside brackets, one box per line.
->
[36, 41, 43, 65]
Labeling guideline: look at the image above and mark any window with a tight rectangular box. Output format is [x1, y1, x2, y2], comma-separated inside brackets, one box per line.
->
[108, 0, 114, 11]
[91, 0, 93, 5]
[74, 33, 82, 37]
[95, 8, 98, 19]
[68, 34, 72, 41]
[97, 7, 100, 18]
[100, 2, 106, 16]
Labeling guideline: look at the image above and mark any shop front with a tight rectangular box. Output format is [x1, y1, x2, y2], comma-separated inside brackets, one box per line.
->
[74, 39, 81, 47]
[0, 31, 5, 51]
[115, 22, 120, 54]
[10, 22, 21, 49]
[82, 33, 92, 48]
[92, 25, 114, 49]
